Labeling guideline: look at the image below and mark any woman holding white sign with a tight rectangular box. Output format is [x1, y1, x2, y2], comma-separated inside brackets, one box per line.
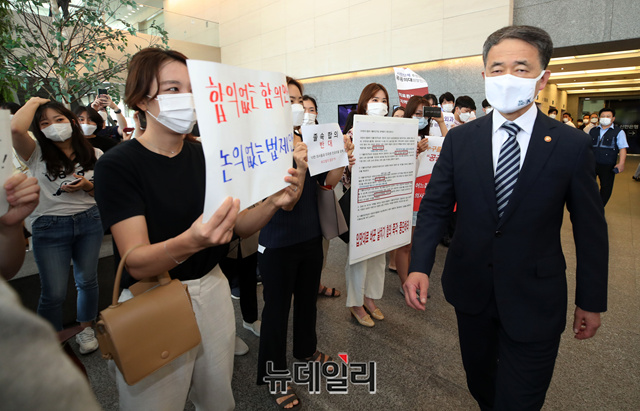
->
[94, 48, 307, 411]
[257, 77, 353, 409]
[394, 96, 433, 293]
[302, 94, 342, 299]
[343, 83, 391, 328]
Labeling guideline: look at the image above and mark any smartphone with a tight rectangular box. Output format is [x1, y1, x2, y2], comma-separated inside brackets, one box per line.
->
[613, 167, 620, 174]
[98, 88, 108, 96]
[423, 106, 442, 118]
[123, 127, 134, 133]
[67, 178, 82, 185]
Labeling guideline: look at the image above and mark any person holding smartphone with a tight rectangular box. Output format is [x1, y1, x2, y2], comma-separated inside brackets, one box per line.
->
[91, 92, 128, 141]
[10, 98, 104, 354]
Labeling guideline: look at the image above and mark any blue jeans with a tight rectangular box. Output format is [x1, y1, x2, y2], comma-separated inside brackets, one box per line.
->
[32, 206, 103, 331]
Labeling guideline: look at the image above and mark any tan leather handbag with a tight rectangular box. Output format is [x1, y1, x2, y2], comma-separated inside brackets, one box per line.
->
[96, 245, 201, 385]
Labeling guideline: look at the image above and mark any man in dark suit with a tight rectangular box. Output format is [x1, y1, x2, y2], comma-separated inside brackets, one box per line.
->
[404, 25, 608, 410]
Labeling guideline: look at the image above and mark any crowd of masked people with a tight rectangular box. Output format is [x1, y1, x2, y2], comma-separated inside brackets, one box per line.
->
[0, 44, 631, 410]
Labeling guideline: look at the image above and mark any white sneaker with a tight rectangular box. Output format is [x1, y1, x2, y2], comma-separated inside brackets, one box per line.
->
[243, 320, 261, 337]
[76, 327, 99, 354]
[234, 336, 249, 356]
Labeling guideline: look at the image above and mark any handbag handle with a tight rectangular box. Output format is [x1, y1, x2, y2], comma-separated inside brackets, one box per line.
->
[112, 244, 172, 306]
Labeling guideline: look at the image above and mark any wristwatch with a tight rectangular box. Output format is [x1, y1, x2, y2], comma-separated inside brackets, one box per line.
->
[113, 108, 122, 114]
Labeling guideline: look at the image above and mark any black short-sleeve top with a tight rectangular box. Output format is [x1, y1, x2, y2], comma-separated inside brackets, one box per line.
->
[94, 139, 228, 288]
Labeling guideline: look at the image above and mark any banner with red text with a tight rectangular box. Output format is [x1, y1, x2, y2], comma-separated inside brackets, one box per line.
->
[413, 136, 444, 212]
[301, 123, 349, 176]
[393, 67, 429, 107]
[187, 60, 293, 220]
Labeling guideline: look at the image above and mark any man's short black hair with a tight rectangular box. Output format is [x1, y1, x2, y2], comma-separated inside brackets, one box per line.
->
[482, 99, 490, 108]
[483, 25, 554, 69]
[423, 93, 438, 106]
[548, 107, 558, 115]
[599, 107, 615, 117]
[439, 92, 455, 105]
[455, 96, 476, 111]
[564, 112, 572, 120]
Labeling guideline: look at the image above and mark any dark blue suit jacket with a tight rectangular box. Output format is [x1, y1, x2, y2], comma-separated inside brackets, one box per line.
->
[409, 110, 608, 342]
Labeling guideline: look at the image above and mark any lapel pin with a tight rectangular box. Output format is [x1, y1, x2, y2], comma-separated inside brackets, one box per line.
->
[544, 136, 552, 142]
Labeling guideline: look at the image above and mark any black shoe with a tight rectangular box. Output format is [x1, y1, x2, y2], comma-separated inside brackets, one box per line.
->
[231, 287, 240, 300]
[632, 176, 640, 181]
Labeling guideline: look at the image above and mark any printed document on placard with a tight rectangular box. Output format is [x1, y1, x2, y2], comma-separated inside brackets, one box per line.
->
[349, 115, 417, 265]
[187, 60, 293, 221]
[300, 123, 348, 176]
[0, 110, 13, 217]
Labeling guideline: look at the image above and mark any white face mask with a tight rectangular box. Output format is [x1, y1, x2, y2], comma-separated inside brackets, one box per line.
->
[549, 114, 556, 119]
[291, 104, 304, 127]
[599, 117, 612, 127]
[590, 117, 598, 124]
[147, 93, 197, 134]
[563, 117, 570, 123]
[442, 103, 454, 113]
[366, 102, 388, 117]
[98, 111, 108, 122]
[459, 111, 472, 123]
[80, 123, 97, 136]
[485, 71, 545, 114]
[302, 112, 316, 126]
[42, 123, 73, 142]
[485, 107, 493, 114]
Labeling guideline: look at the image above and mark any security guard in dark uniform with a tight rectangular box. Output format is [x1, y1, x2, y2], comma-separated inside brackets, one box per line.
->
[589, 107, 628, 206]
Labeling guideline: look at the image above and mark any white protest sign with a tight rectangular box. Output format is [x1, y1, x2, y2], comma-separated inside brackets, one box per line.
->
[414, 136, 444, 212]
[300, 123, 348, 177]
[0, 109, 13, 217]
[393, 67, 429, 107]
[349, 115, 417, 265]
[187, 60, 293, 220]
[429, 113, 455, 136]
[416, 136, 444, 177]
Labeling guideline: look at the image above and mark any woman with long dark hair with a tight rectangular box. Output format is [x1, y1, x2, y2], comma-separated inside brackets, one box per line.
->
[11, 98, 103, 354]
[256, 77, 353, 409]
[344, 83, 390, 328]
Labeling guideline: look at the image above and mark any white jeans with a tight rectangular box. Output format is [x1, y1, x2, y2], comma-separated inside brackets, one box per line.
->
[344, 253, 386, 307]
[110, 266, 235, 411]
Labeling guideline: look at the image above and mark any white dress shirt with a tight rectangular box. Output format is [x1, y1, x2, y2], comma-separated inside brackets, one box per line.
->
[491, 104, 538, 175]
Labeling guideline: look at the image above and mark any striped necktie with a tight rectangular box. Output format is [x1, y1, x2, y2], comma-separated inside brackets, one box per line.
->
[495, 121, 522, 218]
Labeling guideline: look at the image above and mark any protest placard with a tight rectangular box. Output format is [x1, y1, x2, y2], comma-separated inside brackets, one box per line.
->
[393, 67, 429, 107]
[300, 123, 348, 177]
[414, 136, 444, 212]
[349, 115, 417, 265]
[0, 110, 14, 217]
[187, 60, 293, 221]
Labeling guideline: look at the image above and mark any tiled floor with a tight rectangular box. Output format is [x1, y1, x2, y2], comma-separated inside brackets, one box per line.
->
[76, 157, 640, 410]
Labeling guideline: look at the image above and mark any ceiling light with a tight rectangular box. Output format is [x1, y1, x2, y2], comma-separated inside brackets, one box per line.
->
[550, 66, 639, 77]
[566, 86, 640, 94]
[550, 49, 640, 64]
[557, 78, 640, 88]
